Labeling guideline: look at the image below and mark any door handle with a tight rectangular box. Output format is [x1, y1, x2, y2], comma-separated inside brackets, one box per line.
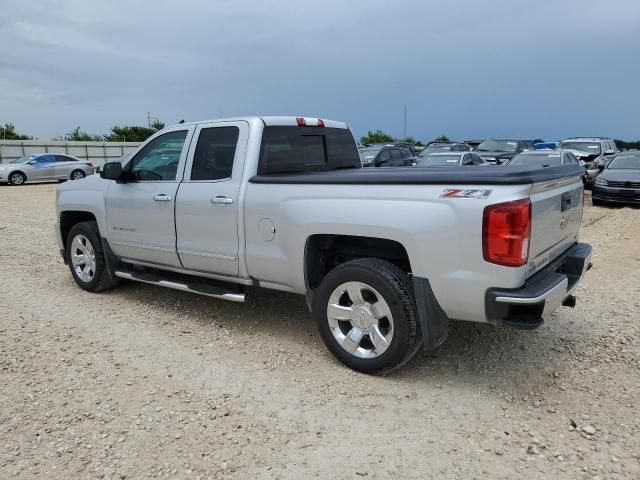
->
[210, 196, 234, 205]
[153, 194, 172, 202]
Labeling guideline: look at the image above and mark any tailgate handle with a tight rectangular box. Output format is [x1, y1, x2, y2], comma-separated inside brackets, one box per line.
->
[561, 192, 573, 212]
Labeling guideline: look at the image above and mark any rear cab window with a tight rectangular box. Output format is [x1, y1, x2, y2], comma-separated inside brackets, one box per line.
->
[258, 126, 360, 174]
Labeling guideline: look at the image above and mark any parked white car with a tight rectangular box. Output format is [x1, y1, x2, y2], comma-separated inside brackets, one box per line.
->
[0, 153, 94, 185]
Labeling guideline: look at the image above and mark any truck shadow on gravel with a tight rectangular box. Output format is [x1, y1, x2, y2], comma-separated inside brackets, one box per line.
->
[116, 281, 569, 388]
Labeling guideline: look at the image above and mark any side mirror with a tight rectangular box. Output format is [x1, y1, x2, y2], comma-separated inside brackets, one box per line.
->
[604, 149, 615, 155]
[100, 162, 123, 180]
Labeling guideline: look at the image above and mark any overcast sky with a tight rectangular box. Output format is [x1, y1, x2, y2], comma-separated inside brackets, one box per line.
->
[1, 0, 639, 141]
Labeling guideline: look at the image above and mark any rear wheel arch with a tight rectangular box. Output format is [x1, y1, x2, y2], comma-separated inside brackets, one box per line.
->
[9, 170, 27, 185]
[304, 234, 412, 291]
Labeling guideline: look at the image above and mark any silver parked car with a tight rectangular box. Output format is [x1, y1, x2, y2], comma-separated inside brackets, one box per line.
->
[0, 153, 94, 185]
[414, 152, 488, 167]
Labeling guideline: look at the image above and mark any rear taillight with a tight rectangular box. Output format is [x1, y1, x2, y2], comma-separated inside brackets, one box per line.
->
[482, 199, 531, 267]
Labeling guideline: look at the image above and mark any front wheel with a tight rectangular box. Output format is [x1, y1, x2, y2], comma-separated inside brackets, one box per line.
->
[313, 258, 421, 374]
[9, 172, 26, 185]
[66, 221, 119, 292]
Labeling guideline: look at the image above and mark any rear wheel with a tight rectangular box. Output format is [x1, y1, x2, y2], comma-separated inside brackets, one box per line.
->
[66, 221, 119, 292]
[70, 169, 86, 180]
[313, 258, 421, 374]
[9, 171, 26, 185]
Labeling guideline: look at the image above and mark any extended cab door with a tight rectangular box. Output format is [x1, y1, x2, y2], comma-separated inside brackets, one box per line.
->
[105, 127, 193, 267]
[175, 121, 248, 276]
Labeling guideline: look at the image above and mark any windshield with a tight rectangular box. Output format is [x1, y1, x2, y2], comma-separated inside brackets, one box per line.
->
[509, 153, 562, 167]
[419, 144, 453, 156]
[476, 140, 519, 152]
[10, 155, 36, 164]
[358, 147, 382, 165]
[559, 142, 601, 156]
[415, 154, 461, 166]
[608, 154, 640, 170]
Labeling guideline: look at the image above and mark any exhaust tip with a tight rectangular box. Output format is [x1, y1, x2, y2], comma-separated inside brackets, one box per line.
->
[562, 295, 577, 308]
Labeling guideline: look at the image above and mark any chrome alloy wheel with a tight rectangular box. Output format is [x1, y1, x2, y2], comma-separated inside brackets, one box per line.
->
[70, 234, 96, 283]
[72, 170, 85, 180]
[327, 281, 394, 359]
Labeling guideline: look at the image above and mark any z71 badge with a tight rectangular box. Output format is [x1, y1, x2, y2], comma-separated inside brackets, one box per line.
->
[440, 189, 492, 199]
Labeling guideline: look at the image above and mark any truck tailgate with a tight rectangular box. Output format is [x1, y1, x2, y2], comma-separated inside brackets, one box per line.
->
[527, 177, 583, 278]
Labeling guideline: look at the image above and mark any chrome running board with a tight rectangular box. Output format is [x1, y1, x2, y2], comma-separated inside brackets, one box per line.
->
[114, 270, 246, 303]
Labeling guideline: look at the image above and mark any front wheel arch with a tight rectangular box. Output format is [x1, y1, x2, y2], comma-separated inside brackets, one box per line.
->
[9, 171, 27, 185]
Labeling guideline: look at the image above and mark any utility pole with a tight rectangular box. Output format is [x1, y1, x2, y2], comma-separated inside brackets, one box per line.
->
[147, 111, 151, 128]
[403, 104, 407, 139]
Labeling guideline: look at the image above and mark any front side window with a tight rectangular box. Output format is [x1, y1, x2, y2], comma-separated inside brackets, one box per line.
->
[472, 154, 485, 165]
[377, 150, 391, 164]
[191, 127, 239, 181]
[130, 130, 187, 181]
[36, 155, 55, 164]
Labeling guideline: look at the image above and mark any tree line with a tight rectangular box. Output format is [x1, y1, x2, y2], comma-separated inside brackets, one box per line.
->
[3, 122, 640, 149]
[0, 120, 168, 143]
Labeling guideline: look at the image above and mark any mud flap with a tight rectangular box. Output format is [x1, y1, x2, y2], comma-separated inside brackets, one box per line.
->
[412, 276, 449, 349]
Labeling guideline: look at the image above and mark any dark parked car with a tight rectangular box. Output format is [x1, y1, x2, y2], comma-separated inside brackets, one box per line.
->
[475, 139, 535, 164]
[592, 152, 640, 206]
[358, 145, 413, 167]
[414, 152, 487, 167]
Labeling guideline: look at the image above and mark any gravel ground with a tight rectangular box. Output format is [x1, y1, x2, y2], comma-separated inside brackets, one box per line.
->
[1, 183, 639, 480]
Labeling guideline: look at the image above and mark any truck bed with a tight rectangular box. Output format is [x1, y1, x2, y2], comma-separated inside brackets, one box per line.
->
[250, 164, 585, 185]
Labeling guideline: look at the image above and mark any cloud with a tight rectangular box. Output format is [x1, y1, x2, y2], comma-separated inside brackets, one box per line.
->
[1, 0, 639, 140]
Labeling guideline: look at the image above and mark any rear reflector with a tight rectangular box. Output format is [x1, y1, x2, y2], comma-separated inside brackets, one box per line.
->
[482, 199, 531, 267]
[296, 117, 325, 127]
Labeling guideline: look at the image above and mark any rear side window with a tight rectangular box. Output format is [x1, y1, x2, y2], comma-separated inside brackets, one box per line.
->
[55, 155, 75, 162]
[191, 127, 239, 181]
[258, 126, 359, 174]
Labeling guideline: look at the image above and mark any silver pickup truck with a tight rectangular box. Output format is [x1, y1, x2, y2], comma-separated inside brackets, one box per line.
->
[55, 116, 592, 373]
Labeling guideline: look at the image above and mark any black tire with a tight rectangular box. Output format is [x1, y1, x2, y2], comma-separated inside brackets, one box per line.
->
[8, 171, 26, 185]
[70, 169, 86, 180]
[592, 198, 604, 206]
[66, 221, 119, 292]
[313, 258, 421, 374]
[58, 179, 67, 183]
